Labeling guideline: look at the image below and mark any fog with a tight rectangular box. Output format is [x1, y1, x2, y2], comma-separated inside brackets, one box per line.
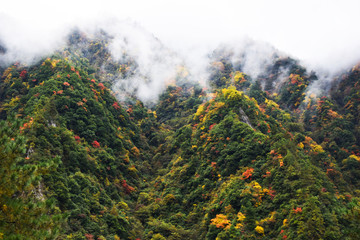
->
[1, 0, 360, 101]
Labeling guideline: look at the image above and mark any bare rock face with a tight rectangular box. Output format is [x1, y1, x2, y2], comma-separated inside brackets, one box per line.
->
[239, 107, 253, 129]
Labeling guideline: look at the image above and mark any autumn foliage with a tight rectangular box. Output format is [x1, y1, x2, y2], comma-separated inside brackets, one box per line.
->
[19, 70, 27, 79]
[112, 102, 121, 110]
[210, 214, 231, 229]
[242, 168, 254, 180]
[92, 140, 100, 148]
[121, 180, 135, 194]
[98, 83, 105, 90]
[293, 207, 302, 214]
[74, 135, 81, 143]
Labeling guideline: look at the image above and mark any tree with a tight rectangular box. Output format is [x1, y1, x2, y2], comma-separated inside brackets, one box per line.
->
[296, 197, 325, 240]
[0, 118, 61, 239]
[249, 80, 266, 103]
[92, 140, 100, 148]
[210, 214, 231, 229]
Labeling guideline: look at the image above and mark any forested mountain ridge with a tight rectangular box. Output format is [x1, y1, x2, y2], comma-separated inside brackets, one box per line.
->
[0, 30, 360, 240]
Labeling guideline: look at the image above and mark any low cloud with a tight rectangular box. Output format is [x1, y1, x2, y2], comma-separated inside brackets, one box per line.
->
[0, 13, 70, 66]
[1, 0, 360, 101]
[99, 20, 184, 103]
[228, 38, 279, 80]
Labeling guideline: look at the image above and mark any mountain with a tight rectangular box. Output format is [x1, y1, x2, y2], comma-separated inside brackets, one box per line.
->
[0, 29, 360, 240]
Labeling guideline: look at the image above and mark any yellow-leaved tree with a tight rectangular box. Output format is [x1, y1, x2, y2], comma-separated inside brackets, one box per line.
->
[210, 214, 231, 229]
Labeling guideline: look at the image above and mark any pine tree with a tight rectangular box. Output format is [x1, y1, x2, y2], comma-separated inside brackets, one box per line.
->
[0, 117, 61, 239]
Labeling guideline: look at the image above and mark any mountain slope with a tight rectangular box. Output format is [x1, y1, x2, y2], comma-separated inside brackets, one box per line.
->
[0, 57, 153, 239]
[0, 30, 360, 240]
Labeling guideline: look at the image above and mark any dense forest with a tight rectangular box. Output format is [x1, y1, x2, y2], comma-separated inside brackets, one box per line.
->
[1, 30, 360, 240]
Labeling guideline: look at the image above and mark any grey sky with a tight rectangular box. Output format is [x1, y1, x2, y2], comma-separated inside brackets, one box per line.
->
[1, 0, 360, 72]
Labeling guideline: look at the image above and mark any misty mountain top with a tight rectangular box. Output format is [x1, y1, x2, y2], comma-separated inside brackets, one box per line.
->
[0, 19, 358, 106]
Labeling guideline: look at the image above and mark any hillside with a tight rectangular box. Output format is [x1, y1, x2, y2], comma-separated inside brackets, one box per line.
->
[1, 30, 360, 240]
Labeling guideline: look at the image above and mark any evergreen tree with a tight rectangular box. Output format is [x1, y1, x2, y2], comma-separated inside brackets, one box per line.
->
[0, 118, 61, 239]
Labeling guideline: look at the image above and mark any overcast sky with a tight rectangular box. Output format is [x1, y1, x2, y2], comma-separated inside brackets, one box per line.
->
[1, 0, 360, 72]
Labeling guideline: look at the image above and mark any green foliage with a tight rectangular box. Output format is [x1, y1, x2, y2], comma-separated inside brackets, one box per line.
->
[1, 34, 360, 240]
[0, 117, 62, 239]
